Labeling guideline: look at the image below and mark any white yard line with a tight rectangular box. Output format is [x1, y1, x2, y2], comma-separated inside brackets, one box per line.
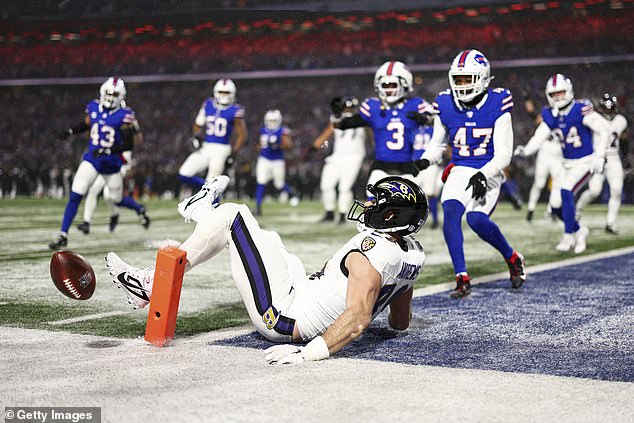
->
[413, 245, 634, 298]
[47, 310, 129, 325]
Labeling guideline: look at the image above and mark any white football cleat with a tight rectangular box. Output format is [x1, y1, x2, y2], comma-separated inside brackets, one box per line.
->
[105, 252, 154, 310]
[574, 225, 589, 254]
[177, 175, 230, 223]
[555, 233, 575, 252]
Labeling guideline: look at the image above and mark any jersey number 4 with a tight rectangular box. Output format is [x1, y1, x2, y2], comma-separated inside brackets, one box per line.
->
[453, 127, 492, 157]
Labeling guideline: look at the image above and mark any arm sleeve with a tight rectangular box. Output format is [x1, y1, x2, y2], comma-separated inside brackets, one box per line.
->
[337, 114, 368, 130]
[479, 112, 513, 179]
[420, 115, 447, 163]
[583, 111, 610, 158]
[523, 121, 551, 156]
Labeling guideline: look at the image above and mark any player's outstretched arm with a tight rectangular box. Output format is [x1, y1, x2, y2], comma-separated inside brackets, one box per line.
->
[265, 252, 381, 365]
[58, 115, 90, 139]
[311, 124, 334, 150]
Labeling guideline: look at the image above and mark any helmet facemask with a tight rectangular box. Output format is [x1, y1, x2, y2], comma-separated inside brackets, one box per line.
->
[448, 50, 491, 104]
[213, 79, 236, 108]
[99, 77, 126, 110]
[545, 74, 574, 110]
[374, 61, 413, 106]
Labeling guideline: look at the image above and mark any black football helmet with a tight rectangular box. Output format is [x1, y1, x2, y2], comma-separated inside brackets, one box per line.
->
[598, 92, 618, 118]
[347, 176, 429, 236]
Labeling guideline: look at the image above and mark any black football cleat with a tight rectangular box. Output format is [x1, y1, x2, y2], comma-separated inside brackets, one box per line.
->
[76, 221, 90, 235]
[450, 274, 471, 299]
[109, 214, 119, 232]
[138, 206, 151, 229]
[48, 233, 68, 250]
[605, 225, 619, 235]
[320, 211, 335, 223]
[506, 251, 526, 289]
[526, 210, 533, 222]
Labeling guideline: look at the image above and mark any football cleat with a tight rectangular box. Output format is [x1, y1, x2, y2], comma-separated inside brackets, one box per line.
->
[320, 211, 335, 223]
[48, 233, 68, 250]
[109, 214, 119, 232]
[105, 252, 154, 310]
[138, 206, 151, 229]
[450, 273, 471, 299]
[77, 221, 90, 235]
[178, 175, 230, 223]
[605, 225, 619, 235]
[506, 251, 526, 289]
[526, 210, 533, 222]
[555, 233, 575, 252]
[574, 225, 589, 254]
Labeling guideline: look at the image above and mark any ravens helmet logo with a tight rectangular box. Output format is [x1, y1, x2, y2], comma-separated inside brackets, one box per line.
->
[378, 181, 417, 202]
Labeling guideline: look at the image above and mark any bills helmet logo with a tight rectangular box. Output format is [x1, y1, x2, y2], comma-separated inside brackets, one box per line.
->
[474, 53, 488, 66]
[379, 181, 417, 203]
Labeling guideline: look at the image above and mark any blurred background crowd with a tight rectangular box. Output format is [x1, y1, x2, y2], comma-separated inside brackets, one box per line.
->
[1, 0, 632, 204]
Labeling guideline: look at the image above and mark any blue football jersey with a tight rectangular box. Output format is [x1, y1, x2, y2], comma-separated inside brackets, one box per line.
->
[200, 99, 245, 145]
[258, 126, 290, 160]
[541, 100, 595, 159]
[435, 88, 513, 169]
[83, 100, 136, 174]
[359, 97, 431, 163]
[412, 125, 434, 159]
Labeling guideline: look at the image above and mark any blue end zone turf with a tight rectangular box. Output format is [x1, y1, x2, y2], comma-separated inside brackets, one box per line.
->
[212, 253, 634, 382]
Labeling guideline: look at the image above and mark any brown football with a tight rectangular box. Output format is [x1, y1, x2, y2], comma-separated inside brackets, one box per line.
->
[50, 250, 96, 300]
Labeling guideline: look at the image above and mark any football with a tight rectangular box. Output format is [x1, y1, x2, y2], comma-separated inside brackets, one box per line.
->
[50, 250, 96, 300]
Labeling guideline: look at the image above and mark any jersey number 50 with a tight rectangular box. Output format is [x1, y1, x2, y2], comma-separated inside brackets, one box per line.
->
[205, 116, 228, 138]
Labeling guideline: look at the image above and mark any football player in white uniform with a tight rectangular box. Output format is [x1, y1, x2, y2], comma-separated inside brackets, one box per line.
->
[521, 75, 610, 253]
[575, 93, 629, 234]
[254, 110, 293, 216]
[178, 79, 247, 193]
[312, 96, 368, 223]
[106, 175, 429, 363]
[413, 49, 526, 298]
[76, 150, 150, 234]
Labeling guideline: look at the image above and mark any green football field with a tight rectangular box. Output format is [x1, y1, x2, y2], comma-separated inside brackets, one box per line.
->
[1, 197, 632, 339]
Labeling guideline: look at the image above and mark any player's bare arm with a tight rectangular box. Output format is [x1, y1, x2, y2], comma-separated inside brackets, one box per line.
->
[312, 124, 334, 149]
[321, 251, 382, 354]
[232, 117, 248, 153]
[388, 286, 413, 330]
[281, 133, 293, 151]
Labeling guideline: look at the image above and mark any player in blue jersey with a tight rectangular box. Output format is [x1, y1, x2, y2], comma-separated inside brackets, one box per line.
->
[49, 77, 141, 249]
[254, 110, 294, 216]
[414, 49, 526, 298]
[179, 79, 247, 192]
[411, 125, 443, 229]
[521, 74, 609, 253]
[331, 61, 434, 192]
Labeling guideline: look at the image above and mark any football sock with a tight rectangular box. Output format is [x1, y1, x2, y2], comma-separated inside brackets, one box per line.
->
[442, 200, 467, 274]
[466, 211, 514, 260]
[61, 192, 83, 233]
[429, 196, 438, 224]
[561, 189, 580, 234]
[179, 174, 205, 191]
[117, 195, 143, 213]
[255, 184, 266, 209]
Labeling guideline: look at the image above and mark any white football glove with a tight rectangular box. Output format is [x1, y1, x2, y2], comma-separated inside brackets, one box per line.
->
[513, 145, 526, 157]
[265, 344, 306, 365]
[590, 155, 606, 174]
[265, 336, 330, 365]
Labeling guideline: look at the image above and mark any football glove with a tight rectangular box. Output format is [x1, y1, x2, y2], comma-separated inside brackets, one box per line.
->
[407, 159, 431, 177]
[330, 97, 345, 118]
[224, 155, 236, 170]
[58, 128, 73, 140]
[513, 145, 526, 157]
[406, 111, 434, 126]
[191, 136, 202, 150]
[466, 171, 487, 201]
[265, 336, 329, 365]
[590, 155, 606, 174]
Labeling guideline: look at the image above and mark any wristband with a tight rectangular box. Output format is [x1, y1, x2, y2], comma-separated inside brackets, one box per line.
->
[301, 336, 330, 361]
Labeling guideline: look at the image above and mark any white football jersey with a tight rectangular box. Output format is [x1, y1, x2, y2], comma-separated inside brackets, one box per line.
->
[290, 230, 425, 341]
[331, 127, 366, 157]
[603, 114, 628, 155]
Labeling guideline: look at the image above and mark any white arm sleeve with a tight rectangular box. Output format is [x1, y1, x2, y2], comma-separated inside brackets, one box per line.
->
[583, 111, 610, 158]
[194, 105, 206, 127]
[420, 115, 447, 163]
[522, 121, 551, 157]
[613, 114, 628, 136]
[480, 112, 513, 180]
